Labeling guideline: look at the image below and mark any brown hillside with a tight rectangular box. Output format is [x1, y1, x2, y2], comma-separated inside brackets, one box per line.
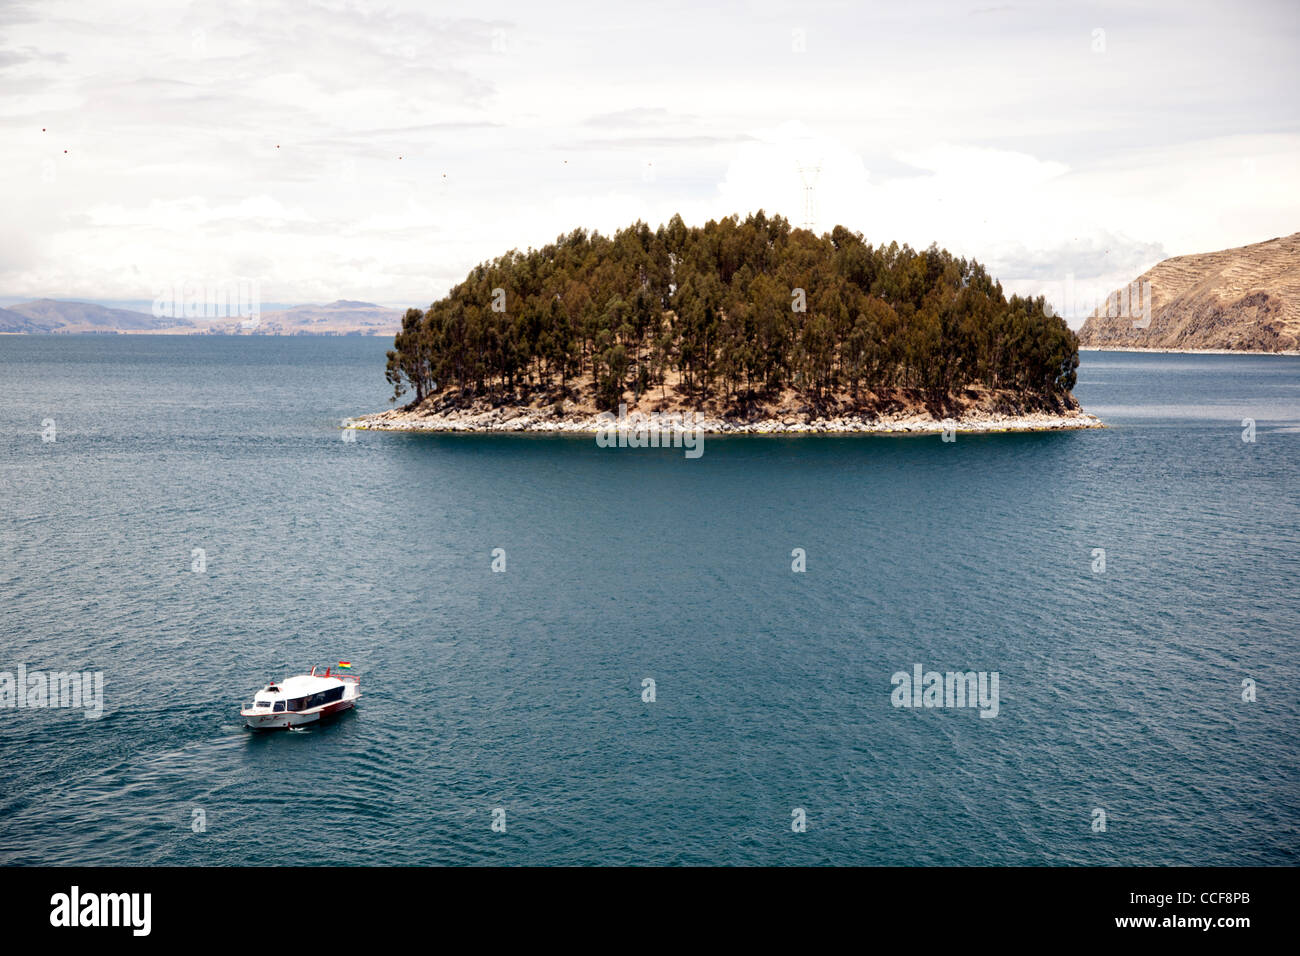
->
[1076, 232, 1300, 351]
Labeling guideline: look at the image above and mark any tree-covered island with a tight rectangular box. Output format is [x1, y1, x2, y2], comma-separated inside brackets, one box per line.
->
[368, 212, 1095, 434]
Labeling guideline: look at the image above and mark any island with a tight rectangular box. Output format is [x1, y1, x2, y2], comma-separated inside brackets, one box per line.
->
[351, 212, 1101, 435]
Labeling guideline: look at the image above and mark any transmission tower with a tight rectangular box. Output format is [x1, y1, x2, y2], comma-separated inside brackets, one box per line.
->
[797, 161, 821, 232]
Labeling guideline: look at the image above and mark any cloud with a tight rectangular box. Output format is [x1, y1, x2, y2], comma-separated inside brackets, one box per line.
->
[0, 0, 1296, 314]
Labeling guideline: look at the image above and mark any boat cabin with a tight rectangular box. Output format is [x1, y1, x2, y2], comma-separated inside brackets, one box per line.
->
[247, 670, 349, 714]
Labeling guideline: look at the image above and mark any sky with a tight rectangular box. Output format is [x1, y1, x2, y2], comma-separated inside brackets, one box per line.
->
[2, 0, 1297, 326]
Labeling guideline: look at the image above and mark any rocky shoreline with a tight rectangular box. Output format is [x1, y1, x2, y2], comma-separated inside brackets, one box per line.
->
[1079, 346, 1299, 356]
[345, 402, 1104, 435]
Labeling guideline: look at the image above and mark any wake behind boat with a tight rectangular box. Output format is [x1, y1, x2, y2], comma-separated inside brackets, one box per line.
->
[241, 663, 361, 729]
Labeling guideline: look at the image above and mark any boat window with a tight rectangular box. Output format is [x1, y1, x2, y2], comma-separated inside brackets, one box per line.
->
[273, 700, 285, 712]
[302, 687, 345, 709]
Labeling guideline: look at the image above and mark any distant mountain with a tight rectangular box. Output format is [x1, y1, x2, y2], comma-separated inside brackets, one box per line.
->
[0, 298, 403, 335]
[1077, 233, 1300, 351]
[0, 305, 43, 333]
[3, 299, 192, 333]
[250, 300, 402, 335]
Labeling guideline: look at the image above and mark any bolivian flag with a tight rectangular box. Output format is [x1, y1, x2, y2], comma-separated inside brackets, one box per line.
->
[337, 661, 352, 669]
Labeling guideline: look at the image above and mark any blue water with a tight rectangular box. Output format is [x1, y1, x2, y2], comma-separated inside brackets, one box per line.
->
[1, 336, 1297, 865]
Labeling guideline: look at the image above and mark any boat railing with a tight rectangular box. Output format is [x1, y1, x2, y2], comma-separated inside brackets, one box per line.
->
[309, 665, 360, 682]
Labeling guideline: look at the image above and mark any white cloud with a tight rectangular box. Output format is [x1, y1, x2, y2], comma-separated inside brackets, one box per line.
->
[0, 0, 1296, 322]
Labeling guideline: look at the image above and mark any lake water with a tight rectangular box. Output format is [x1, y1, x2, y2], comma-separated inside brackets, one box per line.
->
[1, 336, 1297, 865]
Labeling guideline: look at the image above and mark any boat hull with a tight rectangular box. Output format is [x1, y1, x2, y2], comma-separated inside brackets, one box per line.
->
[243, 698, 355, 730]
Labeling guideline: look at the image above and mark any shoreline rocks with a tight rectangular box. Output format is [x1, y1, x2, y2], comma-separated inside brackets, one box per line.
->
[344, 404, 1105, 435]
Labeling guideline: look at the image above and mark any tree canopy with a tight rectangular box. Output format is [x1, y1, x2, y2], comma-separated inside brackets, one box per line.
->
[386, 212, 1078, 410]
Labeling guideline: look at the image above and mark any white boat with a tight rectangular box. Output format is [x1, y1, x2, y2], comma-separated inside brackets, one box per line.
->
[241, 663, 361, 729]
